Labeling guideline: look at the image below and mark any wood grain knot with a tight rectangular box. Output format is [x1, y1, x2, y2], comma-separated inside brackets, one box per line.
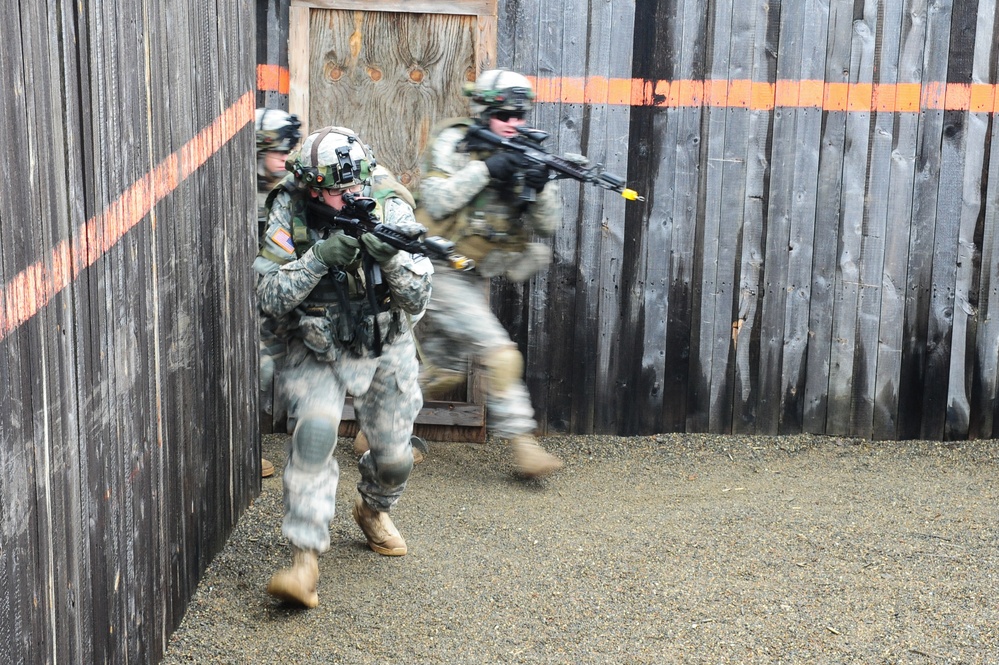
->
[325, 64, 343, 83]
[408, 67, 425, 83]
[367, 66, 383, 82]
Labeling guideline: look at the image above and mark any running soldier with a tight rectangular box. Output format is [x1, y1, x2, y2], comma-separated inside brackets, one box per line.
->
[416, 69, 562, 478]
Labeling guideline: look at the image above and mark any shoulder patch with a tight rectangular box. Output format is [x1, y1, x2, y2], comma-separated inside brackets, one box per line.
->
[271, 227, 295, 254]
[407, 254, 435, 276]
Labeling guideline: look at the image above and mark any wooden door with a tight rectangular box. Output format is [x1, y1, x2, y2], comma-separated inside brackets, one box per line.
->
[288, 0, 497, 442]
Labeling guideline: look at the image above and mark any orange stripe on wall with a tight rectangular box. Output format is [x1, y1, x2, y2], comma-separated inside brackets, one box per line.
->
[0, 92, 255, 341]
[257, 64, 290, 94]
[528, 76, 999, 113]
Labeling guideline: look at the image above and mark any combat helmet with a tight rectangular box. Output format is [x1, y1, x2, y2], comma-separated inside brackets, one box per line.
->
[255, 108, 302, 154]
[465, 69, 535, 120]
[288, 126, 375, 190]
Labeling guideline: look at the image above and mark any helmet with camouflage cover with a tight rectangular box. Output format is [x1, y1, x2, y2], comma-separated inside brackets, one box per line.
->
[465, 69, 535, 121]
[255, 108, 302, 154]
[288, 126, 375, 191]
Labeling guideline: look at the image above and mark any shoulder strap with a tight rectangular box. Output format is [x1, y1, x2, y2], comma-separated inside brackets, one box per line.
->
[369, 165, 416, 209]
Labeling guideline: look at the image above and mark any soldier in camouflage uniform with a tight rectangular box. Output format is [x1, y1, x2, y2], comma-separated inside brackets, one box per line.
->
[255, 108, 302, 477]
[416, 69, 562, 478]
[257, 126, 432, 608]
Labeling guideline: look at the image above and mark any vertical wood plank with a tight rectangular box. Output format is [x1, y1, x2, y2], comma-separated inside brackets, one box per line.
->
[851, 0, 904, 438]
[825, 0, 878, 436]
[289, 5, 312, 135]
[690, 0, 735, 433]
[940, 0, 987, 440]
[971, 4, 999, 438]
[900, 0, 954, 439]
[800, 0, 854, 433]
[757, 0, 807, 432]
[777, 0, 830, 434]
[732, 0, 779, 433]
[873, 0, 928, 439]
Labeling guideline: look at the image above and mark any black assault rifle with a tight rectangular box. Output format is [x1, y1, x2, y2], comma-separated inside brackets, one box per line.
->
[305, 193, 471, 356]
[309, 192, 473, 272]
[464, 124, 645, 204]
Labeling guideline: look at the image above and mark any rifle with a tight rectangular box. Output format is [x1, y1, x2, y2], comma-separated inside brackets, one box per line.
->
[305, 194, 472, 356]
[464, 124, 645, 204]
[309, 193, 473, 272]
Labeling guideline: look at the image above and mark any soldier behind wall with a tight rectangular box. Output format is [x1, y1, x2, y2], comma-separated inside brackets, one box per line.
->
[255, 108, 302, 477]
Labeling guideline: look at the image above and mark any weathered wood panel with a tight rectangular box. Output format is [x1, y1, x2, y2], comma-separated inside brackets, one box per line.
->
[1, 0, 258, 662]
[271, 0, 999, 442]
[489, 0, 999, 441]
[307, 9, 478, 189]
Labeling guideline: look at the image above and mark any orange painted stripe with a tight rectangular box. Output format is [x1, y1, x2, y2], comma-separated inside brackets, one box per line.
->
[257, 64, 290, 94]
[0, 92, 255, 341]
[528, 76, 999, 113]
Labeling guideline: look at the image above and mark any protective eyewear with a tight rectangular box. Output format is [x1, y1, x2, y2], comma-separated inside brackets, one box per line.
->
[493, 110, 526, 123]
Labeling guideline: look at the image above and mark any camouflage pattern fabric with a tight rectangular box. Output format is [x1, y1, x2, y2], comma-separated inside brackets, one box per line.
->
[255, 188, 431, 553]
[416, 122, 562, 439]
[258, 178, 287, 419]
[418, 267, 537, 439]
[420, 126, 561, 255]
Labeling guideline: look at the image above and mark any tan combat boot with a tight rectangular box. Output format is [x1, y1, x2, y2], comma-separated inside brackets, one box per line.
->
[353, 431, 424, 464]
[419, 366, 467, 400]
[266, 546, 319, 608]
[352, 431, 369, 456]
[352, 496, 407, 556]
[510, 435, 563, 478]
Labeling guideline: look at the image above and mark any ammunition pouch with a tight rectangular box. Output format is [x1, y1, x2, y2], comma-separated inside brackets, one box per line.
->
[416, 204, 529, 264]
[297, 304, 403, 356]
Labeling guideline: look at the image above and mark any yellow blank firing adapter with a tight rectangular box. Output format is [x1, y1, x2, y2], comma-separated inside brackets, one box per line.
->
[621, 188, 645, 201]
[450, 255, 475, 271]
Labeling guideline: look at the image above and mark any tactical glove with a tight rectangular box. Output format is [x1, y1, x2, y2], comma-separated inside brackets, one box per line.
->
[313, 233, 359, 267]
[523, 163, 551, 191]
[483, 151, 524, 181]
[360, 233, 399, 264]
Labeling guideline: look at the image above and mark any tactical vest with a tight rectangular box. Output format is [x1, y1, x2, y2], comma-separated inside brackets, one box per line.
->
[260, 177, 415, 355]
[415, 118, 531, 263]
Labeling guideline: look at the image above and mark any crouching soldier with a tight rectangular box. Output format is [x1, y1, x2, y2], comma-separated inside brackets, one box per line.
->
[255, 125, 431, 608]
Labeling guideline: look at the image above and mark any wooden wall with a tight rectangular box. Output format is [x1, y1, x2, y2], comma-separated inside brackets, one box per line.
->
[497, 0, 999, 441]
[0, 1, 258, 663]
[259, 1, 999, 440]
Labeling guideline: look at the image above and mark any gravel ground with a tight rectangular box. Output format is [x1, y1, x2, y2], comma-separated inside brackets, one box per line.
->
[161, 433, 998, 664]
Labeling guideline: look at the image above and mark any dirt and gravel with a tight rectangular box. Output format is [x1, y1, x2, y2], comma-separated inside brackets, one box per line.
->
[161, 432, 998, 664]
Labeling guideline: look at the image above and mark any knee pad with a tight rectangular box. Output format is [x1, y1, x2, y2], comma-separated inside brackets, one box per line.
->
[292, 415, 338, 466]
[483, 345, 523, 395]
[375, 452, 413, 488]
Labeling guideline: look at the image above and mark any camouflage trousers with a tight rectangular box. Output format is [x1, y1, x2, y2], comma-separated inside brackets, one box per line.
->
[277, 330, 422, 553]
[417, 266, 537, 439]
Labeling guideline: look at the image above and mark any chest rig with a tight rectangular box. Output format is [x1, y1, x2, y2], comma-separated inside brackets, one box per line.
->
[415, 119, 532, 263]
[264, 182, 404, 356]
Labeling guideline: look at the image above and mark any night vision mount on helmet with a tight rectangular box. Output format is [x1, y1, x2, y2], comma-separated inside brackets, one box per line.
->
[289, 126, 375, 191]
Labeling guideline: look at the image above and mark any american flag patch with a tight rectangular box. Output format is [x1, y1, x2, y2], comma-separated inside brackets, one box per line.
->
[271, 227, 295, 254]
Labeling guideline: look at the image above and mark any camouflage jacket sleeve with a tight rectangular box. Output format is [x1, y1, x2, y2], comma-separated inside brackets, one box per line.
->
[525, 180, 562, 238]
[253, 191, 329, 318]
[419, 126, 491, 220]
[378, 197, 433, 316]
